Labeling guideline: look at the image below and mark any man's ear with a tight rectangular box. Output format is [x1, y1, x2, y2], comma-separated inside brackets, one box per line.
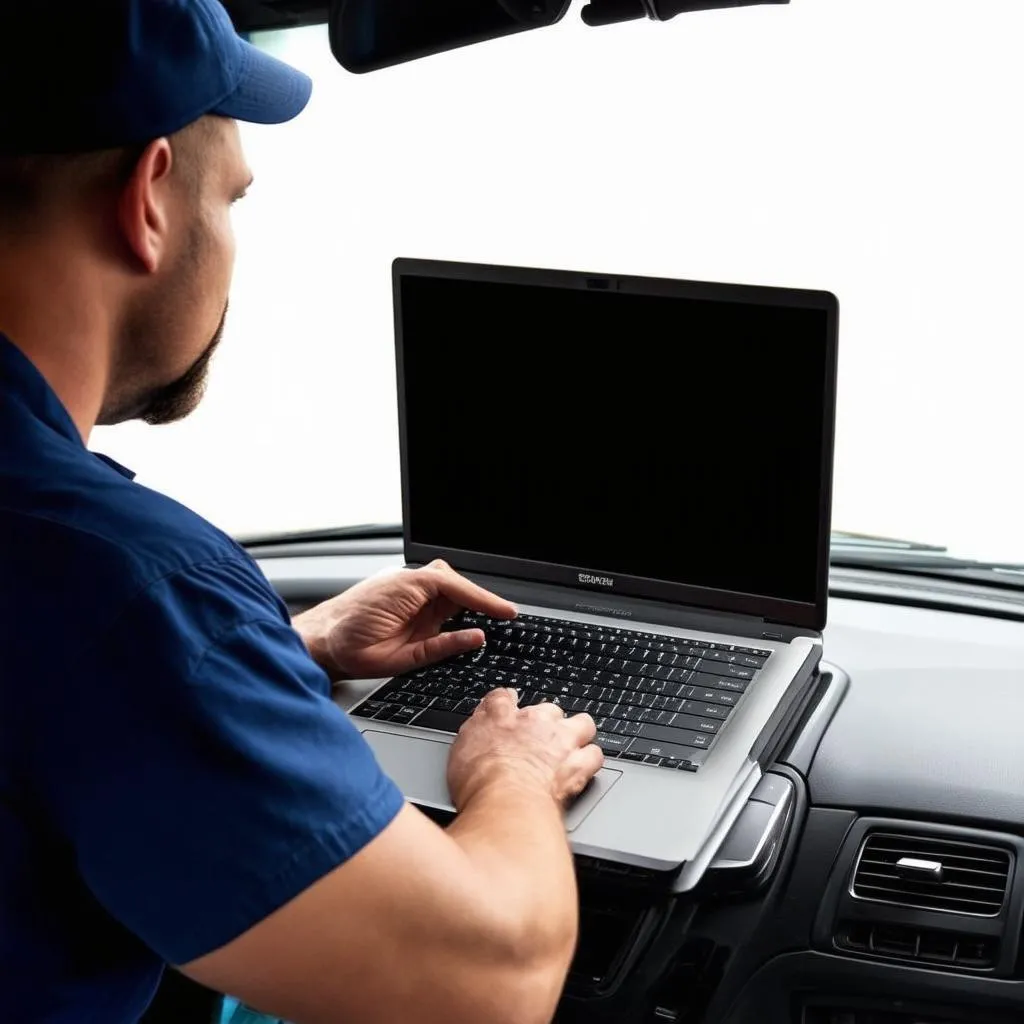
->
[117, 138, 174, 274]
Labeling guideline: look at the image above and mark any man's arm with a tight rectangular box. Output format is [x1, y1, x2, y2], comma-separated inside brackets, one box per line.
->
[183, 692, 600, 1024]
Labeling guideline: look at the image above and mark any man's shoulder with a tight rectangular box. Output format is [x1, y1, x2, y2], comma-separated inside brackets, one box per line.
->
[0, 447, 271, 655]
[5, 469, 241, 574]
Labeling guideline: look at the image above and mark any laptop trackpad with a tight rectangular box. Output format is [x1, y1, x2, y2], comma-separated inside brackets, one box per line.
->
[362, 729, 621, 832]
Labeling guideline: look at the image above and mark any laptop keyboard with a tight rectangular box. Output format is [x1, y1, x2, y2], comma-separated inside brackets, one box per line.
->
[351, 611, 773, 772]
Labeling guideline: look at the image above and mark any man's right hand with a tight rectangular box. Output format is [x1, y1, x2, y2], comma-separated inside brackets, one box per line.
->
[447, 688, 603, 810]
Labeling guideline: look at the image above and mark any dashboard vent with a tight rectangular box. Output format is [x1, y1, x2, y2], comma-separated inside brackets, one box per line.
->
[852, 833, 1011, 917]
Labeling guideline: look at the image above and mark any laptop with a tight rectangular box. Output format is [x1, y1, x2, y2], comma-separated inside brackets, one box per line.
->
[350, 258, 838, 878]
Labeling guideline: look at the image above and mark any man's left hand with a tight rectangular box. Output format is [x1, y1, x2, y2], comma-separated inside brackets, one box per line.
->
[292, 559, 517, 681]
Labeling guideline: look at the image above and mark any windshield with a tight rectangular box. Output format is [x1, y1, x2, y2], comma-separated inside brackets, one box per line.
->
[91, 2, 1024, 565]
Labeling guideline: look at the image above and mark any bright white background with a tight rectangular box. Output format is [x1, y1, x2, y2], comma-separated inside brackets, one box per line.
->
[94, 0, 1024, 560]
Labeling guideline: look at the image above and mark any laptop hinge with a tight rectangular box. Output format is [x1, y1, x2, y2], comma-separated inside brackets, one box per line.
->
[460, 570, 812, 642]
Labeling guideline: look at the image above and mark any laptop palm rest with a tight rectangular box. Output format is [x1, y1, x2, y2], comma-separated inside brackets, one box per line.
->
[362, 729, 622, 832]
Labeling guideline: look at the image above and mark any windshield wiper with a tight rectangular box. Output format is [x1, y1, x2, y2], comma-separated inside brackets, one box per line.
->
[830, 534, 1024, 589]
[830, 530, 948, 553]
[238, 522, 402, 546]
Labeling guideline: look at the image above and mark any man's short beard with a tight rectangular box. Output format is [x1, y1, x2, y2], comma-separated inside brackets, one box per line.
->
[137, 305, 227, 425]
[99, 302, 228, 427]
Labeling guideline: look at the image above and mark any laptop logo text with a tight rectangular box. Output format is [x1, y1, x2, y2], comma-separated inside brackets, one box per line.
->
[578, 572, 614, 588]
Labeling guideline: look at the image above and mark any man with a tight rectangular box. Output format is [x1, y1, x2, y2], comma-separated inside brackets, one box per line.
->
[0, 3, 602, 1022]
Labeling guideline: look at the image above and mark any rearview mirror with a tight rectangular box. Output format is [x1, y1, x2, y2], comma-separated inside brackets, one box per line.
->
[329, 0, 572, 74]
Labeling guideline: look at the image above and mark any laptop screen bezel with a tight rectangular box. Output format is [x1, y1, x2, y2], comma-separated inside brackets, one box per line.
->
[393, 257, 839, 632]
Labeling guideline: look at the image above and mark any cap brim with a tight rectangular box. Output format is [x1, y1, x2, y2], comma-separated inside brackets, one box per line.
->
[212, 40, 312, 125]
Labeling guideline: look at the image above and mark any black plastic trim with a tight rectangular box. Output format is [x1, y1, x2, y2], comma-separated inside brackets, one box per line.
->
[721, 950, 1024, 1024]
[778, 663, 849, 776]
[747, 648, 822, 767]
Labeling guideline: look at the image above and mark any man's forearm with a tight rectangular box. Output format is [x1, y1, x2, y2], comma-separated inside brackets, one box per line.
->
[445, 781, 578, 1012]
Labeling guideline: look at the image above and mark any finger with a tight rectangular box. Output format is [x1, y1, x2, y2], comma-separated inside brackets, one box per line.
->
[424, 564, 518, 621]
[411, 628, 486, 667]
[562, 712, 598, 747]
[439, 627, 488, 654]
[478, 687, 519, 716]
[562, 743, 605, 796]
[525, 700, 566, 722]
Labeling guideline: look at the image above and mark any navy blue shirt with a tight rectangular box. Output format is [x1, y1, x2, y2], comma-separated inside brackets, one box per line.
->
[0, 335, 405, 1022]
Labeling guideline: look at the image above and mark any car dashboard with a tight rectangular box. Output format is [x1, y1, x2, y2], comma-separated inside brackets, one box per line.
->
[254, 536, 1024, 1024]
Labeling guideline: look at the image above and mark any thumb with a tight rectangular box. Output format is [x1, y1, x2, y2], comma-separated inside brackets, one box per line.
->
[413, 628, 486, 666]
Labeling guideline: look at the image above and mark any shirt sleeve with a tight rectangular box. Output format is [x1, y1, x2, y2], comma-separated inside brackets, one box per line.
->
[39, 556, 405, 965]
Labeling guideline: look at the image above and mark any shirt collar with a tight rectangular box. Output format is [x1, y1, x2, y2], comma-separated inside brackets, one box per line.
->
[93, 452, 136, 480]
[0, 333, 136, 480]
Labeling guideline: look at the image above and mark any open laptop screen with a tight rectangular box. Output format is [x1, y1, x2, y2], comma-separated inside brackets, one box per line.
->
[395, 261, 837, 626]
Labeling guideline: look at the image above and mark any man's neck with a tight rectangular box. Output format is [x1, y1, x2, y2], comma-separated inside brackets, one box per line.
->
[0, 243, 113, 444]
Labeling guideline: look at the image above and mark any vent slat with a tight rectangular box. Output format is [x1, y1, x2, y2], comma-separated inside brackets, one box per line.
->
[853, 833, 1011, 918]
[863, 847, 1007, 862]
[858, 858, 1006, 880]
[854, 884, 1002, 911]
[855, 871, 1005, 896]
[865, 841, 1006, 856]
[864, 849, 1007, 866]
[866, 850, 1007, 869]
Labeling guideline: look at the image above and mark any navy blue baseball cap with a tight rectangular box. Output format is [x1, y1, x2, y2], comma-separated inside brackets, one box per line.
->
[0, 0, 312, 156]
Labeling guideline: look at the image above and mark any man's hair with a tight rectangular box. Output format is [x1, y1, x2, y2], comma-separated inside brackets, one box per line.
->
[0, 117, 215, 235]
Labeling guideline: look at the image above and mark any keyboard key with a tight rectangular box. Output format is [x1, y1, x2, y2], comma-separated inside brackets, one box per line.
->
[714, 663, 754, 680]
[620, 751, 645, 762]
[566, 697, 593, 714]
[405, 693, 436, 708]
[629, 737, 704, 761]
[660, 712, 721, 734]
[636, 723, 711, 748]
[701, 649, 738, 663]
[735, 646, 771, 658]
[692, 687, 738, 706]
[643, 755, 663, 766]
[692, 673, 748, 693]
[681, 700, 729, 719]
[390, 706, 420, 725]
[736, 655, 766, 670]
[595, 733, 632, 754]
[351, 700, 386, 719]
[414, 708, 470, 734]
